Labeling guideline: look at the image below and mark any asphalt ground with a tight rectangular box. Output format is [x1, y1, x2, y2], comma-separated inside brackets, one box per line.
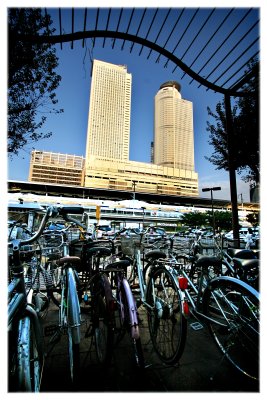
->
[40, 299, 259, 393]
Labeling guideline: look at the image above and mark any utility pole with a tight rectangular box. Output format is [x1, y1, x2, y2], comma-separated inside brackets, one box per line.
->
[225, 94, 240, 248]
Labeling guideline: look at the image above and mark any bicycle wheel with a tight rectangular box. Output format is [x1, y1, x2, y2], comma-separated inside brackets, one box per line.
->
[16, 315, 44, 392]
[146, 266, 187, 365]
[67, 330, 80, 386]
[66, 268, 81, 384]
[91, 274, 114, 364]
[203, 276, 259, 380]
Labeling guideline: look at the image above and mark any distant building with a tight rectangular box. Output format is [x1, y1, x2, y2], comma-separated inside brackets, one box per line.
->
[250, 183, 259, 203]
[85, 59, 131, 161]
[85, 155, 198, 196]
[29, 151, 85, 186]
[154, 81, 195, 171]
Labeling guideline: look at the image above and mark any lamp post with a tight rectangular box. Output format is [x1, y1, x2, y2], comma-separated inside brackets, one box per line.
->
[132, 180, 137, 201]
[202, 187, 221, 237]
[141, 206, 146, 231]
[238, 193, 244, 210]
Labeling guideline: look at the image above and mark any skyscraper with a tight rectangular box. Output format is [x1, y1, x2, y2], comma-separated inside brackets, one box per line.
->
[154, 81, 195, 171]
[85, 59, 132, 161]
[83, 62, 198, 196]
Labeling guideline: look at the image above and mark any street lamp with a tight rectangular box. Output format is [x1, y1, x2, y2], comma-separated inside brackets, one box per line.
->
[132, 180, 137, 201]
[238, 193, 244, 209]
[141, 206, 146, 230]
[202, 187, 221, 236]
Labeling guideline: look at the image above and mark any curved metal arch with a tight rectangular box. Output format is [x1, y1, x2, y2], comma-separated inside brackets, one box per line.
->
[14, 29, 253, 97]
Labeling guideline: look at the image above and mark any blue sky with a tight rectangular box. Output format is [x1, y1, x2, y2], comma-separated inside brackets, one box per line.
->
[6, 4, 261, 202]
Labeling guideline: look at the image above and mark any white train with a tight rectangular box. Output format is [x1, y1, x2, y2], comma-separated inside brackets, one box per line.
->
[8, 191, 250, 227]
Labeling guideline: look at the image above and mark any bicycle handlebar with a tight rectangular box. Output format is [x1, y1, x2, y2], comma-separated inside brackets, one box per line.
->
[8, 205, 85, 247]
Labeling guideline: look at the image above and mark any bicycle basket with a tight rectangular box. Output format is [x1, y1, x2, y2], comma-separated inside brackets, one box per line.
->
[66, 228, 82, 242]
[120, 234, 142, 256]
[70, 239, 113, 273]
[39, 231, 64, 260]
[24, 262, 60, 291]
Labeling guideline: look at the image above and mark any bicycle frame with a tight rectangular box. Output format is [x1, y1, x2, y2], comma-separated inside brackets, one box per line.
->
[131, 242, 189, 318]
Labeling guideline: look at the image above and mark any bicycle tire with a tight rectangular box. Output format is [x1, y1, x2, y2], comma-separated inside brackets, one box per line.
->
[67, 268, 81, 383]
[67, 329, 80, 387]
[16, 316, 43, 392]
[91, 274, 114, 365]
[132, 337, 145, 369]
[146, 266, 187, 365]
[202, 276, 259, 380]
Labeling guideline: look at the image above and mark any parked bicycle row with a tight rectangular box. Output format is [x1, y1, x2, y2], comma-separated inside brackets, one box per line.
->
[8, 203, 260, 391]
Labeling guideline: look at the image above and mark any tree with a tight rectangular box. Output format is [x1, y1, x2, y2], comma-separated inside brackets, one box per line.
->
[205, 210, 233, 231]
[180, 211, 207, 228]
[8, 8, 63, 156]
[246, 212, 259, 227]
[180, 210, 232, 232]
[206, 60, 259, 185]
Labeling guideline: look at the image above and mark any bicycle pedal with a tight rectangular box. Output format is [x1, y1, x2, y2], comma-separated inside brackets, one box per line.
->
[44, 324, 59, 336]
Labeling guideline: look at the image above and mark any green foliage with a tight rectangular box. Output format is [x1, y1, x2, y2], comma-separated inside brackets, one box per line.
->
[180, 211, 207, 227]
[8, 8, 63, 156]
[246, 212, 259, 227]
[206, 60, 259, 185]
[180, 210, 232, 231]
[206, 210, 233, 231]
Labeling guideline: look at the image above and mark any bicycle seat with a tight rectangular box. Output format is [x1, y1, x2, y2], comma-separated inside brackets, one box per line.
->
[57, 256, 81, 266]
[233, 258, 259, 271]
[195, 255, 222, 269]
[227, 248, 257, 259]
[252, 249, 260, 259]
[145, 250, 167, 260]
[87, 246, 112, 257]
[105, 259, 130, 272]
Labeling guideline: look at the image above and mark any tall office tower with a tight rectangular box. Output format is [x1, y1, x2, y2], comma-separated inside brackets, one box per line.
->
[85, 59, 132, 161]
[154, 81, 195, 171]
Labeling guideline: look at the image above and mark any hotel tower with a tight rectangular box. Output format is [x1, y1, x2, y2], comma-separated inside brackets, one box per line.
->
[154, 81, 195, 171]
[85, 59, 132, 161]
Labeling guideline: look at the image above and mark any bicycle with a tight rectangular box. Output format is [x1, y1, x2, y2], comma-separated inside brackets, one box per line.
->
[119, 228, 189, 365]
[79, 240, 116, 365]
[121, 228, 259, 379]
[9, 204, 87, 387]
[213, 235, 260, 290]
[41, 206, 87, 385]
[106, 230, 145, 368]
[159, 251, 260, 380]
[77, 228, 144, 368]
[8, 206, 49, 391]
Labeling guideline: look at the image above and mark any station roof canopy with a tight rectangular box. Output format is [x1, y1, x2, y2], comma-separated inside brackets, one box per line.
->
[14, 7, 260, 97]
[8, 180, 259, 212]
